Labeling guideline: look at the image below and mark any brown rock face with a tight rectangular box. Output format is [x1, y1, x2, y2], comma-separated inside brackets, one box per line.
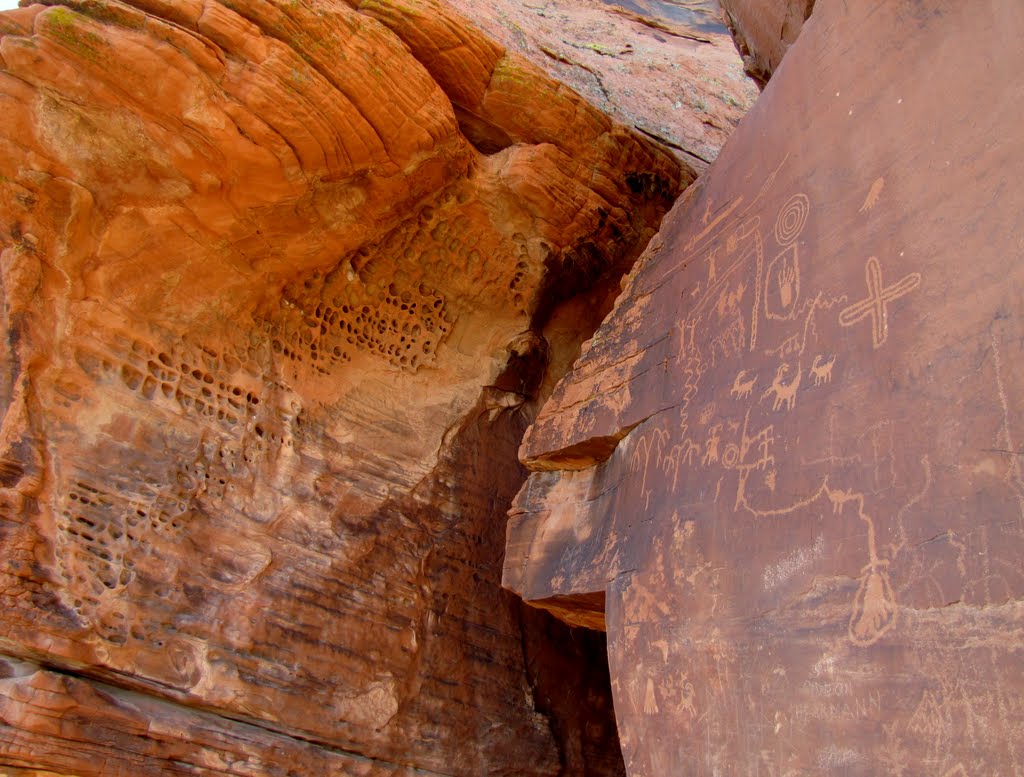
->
[0, 0, 687, 773]
[507, 0, 1024, 774]
[719, 0, 814, 86]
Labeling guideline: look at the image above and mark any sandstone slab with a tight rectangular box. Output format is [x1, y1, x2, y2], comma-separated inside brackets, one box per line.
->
[506, 1, 1024, 773]
[719, 0, 814, 86]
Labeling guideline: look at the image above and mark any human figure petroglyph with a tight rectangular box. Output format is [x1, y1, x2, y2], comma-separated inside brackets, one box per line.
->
[676, 673, 697, 720]
[703, 425, 722, 466]
[706, 246, 718, 284]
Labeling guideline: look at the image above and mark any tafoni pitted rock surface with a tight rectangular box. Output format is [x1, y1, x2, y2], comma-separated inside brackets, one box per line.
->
[0, 0, 695, 773]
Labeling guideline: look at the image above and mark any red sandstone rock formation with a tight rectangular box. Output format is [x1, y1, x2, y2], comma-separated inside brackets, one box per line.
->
[0, 0, 690, 773]
[441, 0, 758, 173]
[506, 0, 1024, 773]
[719, 0, 814, 86]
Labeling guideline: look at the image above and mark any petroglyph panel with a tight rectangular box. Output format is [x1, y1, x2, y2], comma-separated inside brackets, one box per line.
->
[507, 0, 1024, 774]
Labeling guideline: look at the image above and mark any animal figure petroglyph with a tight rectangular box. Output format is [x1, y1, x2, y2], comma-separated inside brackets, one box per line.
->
[810, 354, 836, 386]
[730, 370, 756, 399]
[859, 177, 885, 213]
[762, 361, 801, 412]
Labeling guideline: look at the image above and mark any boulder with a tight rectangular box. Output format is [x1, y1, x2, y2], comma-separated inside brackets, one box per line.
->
[719, 0, 814, 86]
[441, 0, 759, 173]
[506, 0, 1024, 773]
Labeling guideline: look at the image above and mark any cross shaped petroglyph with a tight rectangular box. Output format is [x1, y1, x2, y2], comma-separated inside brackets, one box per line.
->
[839, 256, 921, 348]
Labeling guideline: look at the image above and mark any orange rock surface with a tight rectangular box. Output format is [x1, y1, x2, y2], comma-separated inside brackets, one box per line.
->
[0, 0, 689, 773]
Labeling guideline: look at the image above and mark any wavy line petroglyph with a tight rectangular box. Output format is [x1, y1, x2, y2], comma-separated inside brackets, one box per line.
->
[764, 292, 846, 360]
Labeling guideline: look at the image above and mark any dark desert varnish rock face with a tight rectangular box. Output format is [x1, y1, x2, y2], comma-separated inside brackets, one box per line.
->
[506, 0, 1024, 774]
[0, 0, 686, 774]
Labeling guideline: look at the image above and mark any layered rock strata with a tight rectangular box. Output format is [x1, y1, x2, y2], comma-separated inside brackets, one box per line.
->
[0, 0, 688, 773]
[506, 0, 1024, 773]
[441, 0, 758, 173]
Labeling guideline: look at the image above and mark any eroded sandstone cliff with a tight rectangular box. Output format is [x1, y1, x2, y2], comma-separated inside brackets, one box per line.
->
[0, 0, 696, 773]
[439, 0, 758, 174]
